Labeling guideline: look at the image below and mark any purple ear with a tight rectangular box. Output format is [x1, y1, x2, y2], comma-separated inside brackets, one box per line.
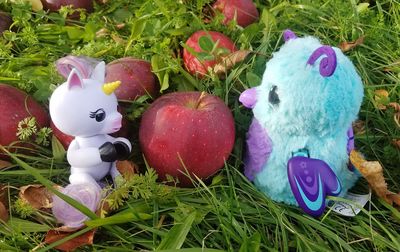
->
[67, 68, 84, 89]
[283, 29, 297, 42]
[307, 46, 337, 77]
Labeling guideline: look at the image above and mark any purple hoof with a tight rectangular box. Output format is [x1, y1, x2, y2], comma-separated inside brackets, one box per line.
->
[52, 182, 101, 228]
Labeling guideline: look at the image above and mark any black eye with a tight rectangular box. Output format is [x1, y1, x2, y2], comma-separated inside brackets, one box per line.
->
[89, 108, 106, 122]
[268, 85, 280, 105]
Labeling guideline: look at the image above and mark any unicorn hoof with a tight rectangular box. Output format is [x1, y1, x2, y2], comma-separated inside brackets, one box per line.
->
[52, 182, 101, 228]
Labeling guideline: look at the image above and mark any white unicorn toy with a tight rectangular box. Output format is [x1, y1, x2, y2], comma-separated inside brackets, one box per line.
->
[49, 61, 131, 227]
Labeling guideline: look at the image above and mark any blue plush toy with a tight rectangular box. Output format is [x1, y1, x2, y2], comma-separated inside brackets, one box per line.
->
[239, 30, 364, 216]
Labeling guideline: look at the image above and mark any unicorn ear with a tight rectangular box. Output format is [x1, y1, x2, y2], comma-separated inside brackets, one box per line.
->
[67, 68, 84, 90]
[92, 61, 106, 83]
[283, 29, 297, 42]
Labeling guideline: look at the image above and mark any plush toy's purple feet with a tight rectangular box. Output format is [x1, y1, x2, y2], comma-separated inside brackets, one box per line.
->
[52, 182, 101, 228]
[287, 156, 341, 217]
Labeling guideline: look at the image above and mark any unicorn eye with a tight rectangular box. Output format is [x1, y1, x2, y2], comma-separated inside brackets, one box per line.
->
[89, 108, 106, 122]
[268, 85, 280, 105]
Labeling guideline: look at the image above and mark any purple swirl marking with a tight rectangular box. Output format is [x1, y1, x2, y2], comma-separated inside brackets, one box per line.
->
[307, 46, 337, 77]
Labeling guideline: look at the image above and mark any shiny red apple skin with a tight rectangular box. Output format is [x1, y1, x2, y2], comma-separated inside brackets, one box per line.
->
[182, 30, 237, 77]
[105, 57, 159, 101]
[0, 12, 12, 35]
[213, 0, 259, 27]
[41, 0, 94, 18]
[0, 84, 49, 153]
[139, 91, 235, 186]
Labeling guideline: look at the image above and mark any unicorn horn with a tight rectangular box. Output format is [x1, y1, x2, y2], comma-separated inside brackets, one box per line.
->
[102, 81, 121, 95]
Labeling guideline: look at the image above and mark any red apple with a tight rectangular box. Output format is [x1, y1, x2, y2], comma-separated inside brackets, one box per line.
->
[0, 12, 12, 35]
[213, 0, 259, 27]
[40, 0, 94, 19]
[105, 57, 159, 101]
[183, 30, 237, 77]
[139, 91, 235, 186]
[0, 84, 49, 152]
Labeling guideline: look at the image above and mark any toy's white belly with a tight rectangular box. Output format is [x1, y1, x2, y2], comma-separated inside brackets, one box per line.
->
[72, 135, 112, 181]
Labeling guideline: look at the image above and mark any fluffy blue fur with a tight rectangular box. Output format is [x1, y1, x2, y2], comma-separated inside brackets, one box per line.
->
[249, 36, 364, 205]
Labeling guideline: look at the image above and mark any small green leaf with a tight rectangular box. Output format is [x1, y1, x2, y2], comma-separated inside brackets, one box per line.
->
[356, 3, 370, 13]
[64, 26, 85, 40]
[1, 218, 50, 233]
[51, 135, 66, 161]
[260, 9, 276, 31]
[157, 211, 197, 250]
[239, 232, 261, 252]
[157, 249, 224, 252]
[197, 52, 214, 61]
[130, 18, 146, 40]
[161, 72, 170, 92]
[113, 8, 133, 22]
[246, 72, 262, 87]
[83, 22, 98, 42]
[151, 55, 170, 92]
[86, 211, 152, 227]
[211, 173, 224, 185]
[181, 42, 199, 57]
[198, 35, 215, 52]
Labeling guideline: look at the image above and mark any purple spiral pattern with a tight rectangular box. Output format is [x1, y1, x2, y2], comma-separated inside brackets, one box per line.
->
[306, 46, 337, 77]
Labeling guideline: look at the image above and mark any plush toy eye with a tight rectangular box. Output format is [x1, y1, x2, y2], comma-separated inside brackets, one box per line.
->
[89, 108, 106, 122]
[268, 85, 280, 105]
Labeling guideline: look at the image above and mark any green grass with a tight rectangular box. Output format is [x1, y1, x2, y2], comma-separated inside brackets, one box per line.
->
[0, 0, 400, 251]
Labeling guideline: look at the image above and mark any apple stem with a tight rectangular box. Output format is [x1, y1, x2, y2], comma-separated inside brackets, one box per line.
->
[195, 91, 207, 109]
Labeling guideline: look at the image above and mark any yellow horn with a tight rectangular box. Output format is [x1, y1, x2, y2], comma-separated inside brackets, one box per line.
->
[102, 81, 121, 95]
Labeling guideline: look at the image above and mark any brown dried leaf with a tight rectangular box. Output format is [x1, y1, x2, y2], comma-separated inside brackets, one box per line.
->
[115, 23, 126, 30]
[374, 89, 389, 110]
[213, 50, 251, 76]
[111, 34, 125, 44]
[0, 160, 12, 170]
[394, 113, 400, 128]
[53, 226, 81, 233]
[95, 28, 109, 38]
[388, 102, 400, 127]
[339, 36, 365, 52]
[388, 102, 400, 112]
[19, 184, 53, 210]
[350, 150, 400, 206]
[352, 120, 366, 135]
[383, 60, 400, 72]
[0, 185, 8, 222]
[202, 4, 215, 24]
[0, 201, 8, 222]
[116, 160, 138, 180]
[393, 139, 400, 150]
[359, 161, 388, 199]
[387, 192, 400, 207]
[0, 185, 8, 209]
[45, 229, 95, 251]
